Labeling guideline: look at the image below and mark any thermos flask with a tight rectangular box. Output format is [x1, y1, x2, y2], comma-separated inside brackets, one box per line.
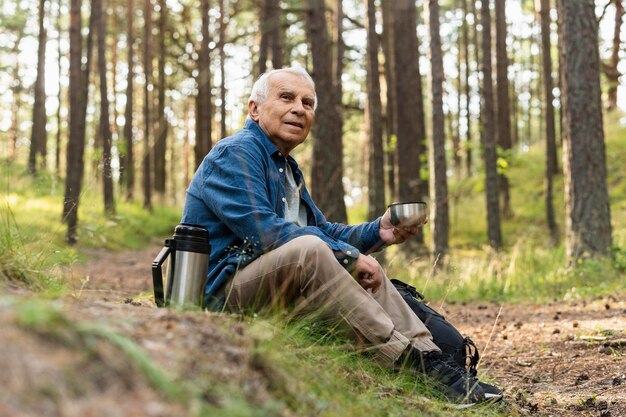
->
[152, 224, 211, 308]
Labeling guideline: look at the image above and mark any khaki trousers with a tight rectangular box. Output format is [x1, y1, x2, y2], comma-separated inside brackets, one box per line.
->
[224, 235, 440, 366]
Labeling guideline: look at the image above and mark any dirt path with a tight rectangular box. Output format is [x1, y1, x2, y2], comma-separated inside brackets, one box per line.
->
[69, 248, 626, 416]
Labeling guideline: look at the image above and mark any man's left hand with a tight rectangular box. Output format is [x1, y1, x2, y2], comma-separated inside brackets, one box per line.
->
[379, 209, 420, 245]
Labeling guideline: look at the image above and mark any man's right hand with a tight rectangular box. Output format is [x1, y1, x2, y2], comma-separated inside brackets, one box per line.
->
[353, 254, 383, 293]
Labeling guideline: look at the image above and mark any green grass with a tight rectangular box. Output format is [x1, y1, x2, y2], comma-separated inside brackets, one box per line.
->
[352, 111, 626, 303]
[0, 160, 180, 290]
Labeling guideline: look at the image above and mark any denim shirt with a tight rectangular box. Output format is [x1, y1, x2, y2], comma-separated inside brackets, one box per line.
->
[181, 119, 383, 308]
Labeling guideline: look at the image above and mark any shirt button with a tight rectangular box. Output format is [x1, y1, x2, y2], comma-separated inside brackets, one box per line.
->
[282, 197, 286, 203]
[279, 168, 284, 173]
[343, 259, 349, 265]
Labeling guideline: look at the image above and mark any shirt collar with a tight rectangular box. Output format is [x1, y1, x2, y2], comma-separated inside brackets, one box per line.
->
[244, 118, 300, 169]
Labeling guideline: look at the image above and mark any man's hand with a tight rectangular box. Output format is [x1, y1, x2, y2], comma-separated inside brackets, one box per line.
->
[379, 209, 422, 245]
[353, 254, 383, 293]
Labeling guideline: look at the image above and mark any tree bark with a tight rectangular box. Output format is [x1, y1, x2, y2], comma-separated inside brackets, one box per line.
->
[56, 0, 63, 176]
[143, 0, 153, 210]
[604, 0, 623, 112]
[64, 0, 95, 243]
[305, 0, 347, 223]
[95, 0, 115, 215]
[480, 0, 502, 250]
[194, 0, 212, 168]
[29, 0, 48, 175]
[539, 0, 559, 245]
[381, 0, 396, 201]
[365, 0, 385, 221]
[392, 0, 426, 244]
[154, 0, 167, 194]
[121, 0, 135, 201]
[425, 0, 449, 258]
[495, 0, 512, 218]
[557, 0, 613, 263]
[219, 0, 228, 139]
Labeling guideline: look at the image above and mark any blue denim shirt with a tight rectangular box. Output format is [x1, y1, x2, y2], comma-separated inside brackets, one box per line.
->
[181, 119, 383, 308]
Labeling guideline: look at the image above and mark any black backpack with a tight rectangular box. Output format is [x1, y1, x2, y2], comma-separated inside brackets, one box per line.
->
[391, 278, 480, 377]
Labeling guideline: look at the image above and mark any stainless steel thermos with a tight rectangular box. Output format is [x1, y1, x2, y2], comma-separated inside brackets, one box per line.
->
[152, 224, 211, 308]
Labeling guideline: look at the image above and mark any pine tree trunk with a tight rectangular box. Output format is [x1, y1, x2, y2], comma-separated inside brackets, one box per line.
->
[56, 1, 63, 176]
[392, 0, 426, 245]
[95, 0, 115, 215]
[365, 0, 385, 222]
[219, 0, 227, 139]
[194, 0, 212, 168]
[480, 0, 502, 250]
[539, 0, 559, 245]
[381, 0, 396, 201]
[462, 0, 472, 177]
[143, 0, 153, 210]
[64, 0, 95, 243]
[268, 0, 282, 69]
[305, 0, 347, 223]
[425, 0, 449, 258]
[154, 0, 167, 194]
[495, 0, 512, 218]
[557, 0, 613, 262]
[29, 0, 48, 175]
[122, 0, 135, 201]
[605, 0, 623, 112]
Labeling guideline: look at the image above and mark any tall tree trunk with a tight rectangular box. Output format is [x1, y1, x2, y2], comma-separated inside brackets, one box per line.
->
[539, 0, 559, 245]
[495, 0, 512, 218]
[56, 1, 63, 175]
[219, 0, 228, 139]
[604, 0, 623, 111]
[381, 0, 396, 201]
[154, 0, 167, 194]
[195, 0, 212, 168]
[425, 0, 449, 258]
[143, 0, 153, 210]
[557, 0, 612, 263]
[305, 0, 347, 223]
[392, 0, 426, 244]
[462, 0, 472, 177]
[122, 0, 135, 201]
[365, 0, 385, 221]
[468, 0, 481, 176]
[480, 0, 502, 250]
[453, 23, 462, 179]
[95, 0, 115, 215]
[29, 0, 48, 175]
[64, 0, 95, 243]
[269, 0, 282, 69]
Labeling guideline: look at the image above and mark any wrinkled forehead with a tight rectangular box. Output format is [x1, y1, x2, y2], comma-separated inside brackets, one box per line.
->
[267, 72, 316, 97]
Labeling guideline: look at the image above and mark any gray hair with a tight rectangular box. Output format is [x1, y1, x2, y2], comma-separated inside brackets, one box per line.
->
[249, 67, 318, 111]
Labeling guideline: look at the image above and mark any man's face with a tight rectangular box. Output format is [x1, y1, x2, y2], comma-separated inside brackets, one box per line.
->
[248, 72, 316, 156]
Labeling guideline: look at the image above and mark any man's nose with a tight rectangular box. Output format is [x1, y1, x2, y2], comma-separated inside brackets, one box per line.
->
[290, 100, 305, 114]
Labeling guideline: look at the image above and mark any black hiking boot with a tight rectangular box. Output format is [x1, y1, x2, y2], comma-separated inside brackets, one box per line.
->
[401, 349, 500, 405]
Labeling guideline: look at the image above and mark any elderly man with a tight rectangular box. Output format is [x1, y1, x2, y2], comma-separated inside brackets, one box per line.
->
[181, 67, 501, 405]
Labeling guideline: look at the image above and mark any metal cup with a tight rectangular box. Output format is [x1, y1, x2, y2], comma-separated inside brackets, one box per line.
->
[388, 201, 428, 227]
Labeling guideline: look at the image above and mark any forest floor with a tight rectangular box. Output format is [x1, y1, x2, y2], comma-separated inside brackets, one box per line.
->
[2, 246, 625, 417]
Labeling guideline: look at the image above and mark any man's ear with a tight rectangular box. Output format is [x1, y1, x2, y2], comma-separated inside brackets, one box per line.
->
[248, 100, 260, 121]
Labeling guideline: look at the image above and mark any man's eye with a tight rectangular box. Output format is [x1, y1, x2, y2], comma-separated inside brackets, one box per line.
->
[281, 94, 292, 100]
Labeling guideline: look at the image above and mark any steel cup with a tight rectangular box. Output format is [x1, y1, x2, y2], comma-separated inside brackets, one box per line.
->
[388, 202, 428, 227]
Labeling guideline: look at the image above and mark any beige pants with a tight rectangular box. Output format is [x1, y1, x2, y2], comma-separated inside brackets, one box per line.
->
[224, 235, 440, 366]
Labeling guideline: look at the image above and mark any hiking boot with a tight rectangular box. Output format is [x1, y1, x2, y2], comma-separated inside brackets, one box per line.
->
[402, 349, 490, 405]
[477, 380, 504, 402]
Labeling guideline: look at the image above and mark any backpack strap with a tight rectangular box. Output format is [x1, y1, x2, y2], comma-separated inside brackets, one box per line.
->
[390, 278, 425, 300]
[463, 337, 480, 377]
